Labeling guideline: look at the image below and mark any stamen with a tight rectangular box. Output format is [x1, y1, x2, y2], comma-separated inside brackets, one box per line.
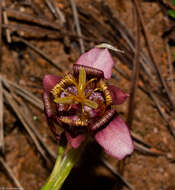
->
[98, 80, 112, 106]
[60, 116, 88, 126]
[85, 88, 101, 98]
[52, 73, 77, 98]
[54, 97, 73, 104]
[85, 78, 97, 87]
[78, 67, 86, 94]
[84, 99, 98, 109]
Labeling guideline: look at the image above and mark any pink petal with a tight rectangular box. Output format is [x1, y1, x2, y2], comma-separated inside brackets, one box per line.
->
[95, 115, 134, 160]
[76, 48, 114, 79]
[43, 74, 61, 92]
[108, 85, 129, 105]
[65, 132, 86, 148]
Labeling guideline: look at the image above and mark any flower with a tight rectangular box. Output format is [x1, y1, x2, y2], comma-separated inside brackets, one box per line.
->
[43, 47, 134, 160]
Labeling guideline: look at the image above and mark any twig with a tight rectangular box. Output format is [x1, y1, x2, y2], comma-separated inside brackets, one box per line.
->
[127, 6, 141, 128]
[131, 131, 150, 147]
[0, 156, 23, 189]
[119, 5, 141, 183]
[133, 0, 175, 110]
[54, 2, 65, 24]
[2, 23, 94, 42]
[0, 1, 3, 154]
[0, 77, 4, 154]
[101, 158, 135, 190]
[45, 0, 65, 24]
[30, 1, 44, 17]
[4, 7, 61, 30]
[44, 0, 58, 19]
[158, 0, 175, 10]
[134, 141, 164, 156]
[166, 77, 175, 82]
[70, 0, 85, 53]
[2, 23, 62, 39]
[12, 36, 63, 72]
[148, 89, 175, 137]
[0, 0, 2, 65]
[166, 42, 175, 96]
[2, 1, 11, 43]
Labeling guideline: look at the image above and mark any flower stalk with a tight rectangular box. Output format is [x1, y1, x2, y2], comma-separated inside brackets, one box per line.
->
[41, 143, 84, 190]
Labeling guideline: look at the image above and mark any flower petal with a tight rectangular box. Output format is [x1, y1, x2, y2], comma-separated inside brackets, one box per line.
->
[95, 115, 134, 160]
[43, 74, 61, 92]
[65, 132, 86, 148]
[76, 48, 114, 79]
[43, 92, 57, 118]
[108, 85, 129, 105]
[47, 117, 60, 141]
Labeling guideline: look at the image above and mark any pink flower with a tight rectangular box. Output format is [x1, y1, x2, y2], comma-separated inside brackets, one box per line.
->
[43, 47, 134, 160]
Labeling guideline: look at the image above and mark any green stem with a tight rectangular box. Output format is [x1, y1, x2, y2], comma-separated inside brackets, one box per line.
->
[52, 148, 81, 190]
[41, 144, 84, 190]
[41, 146, 65, 190]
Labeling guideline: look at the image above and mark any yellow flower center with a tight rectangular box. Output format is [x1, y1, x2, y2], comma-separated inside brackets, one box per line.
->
[51, 67, 112, 126]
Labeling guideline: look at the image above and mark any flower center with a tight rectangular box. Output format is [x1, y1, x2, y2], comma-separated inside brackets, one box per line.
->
[51, 67, 112, 127]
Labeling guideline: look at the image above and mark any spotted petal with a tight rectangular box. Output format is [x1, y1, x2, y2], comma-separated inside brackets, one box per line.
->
[108, 85, 129, 105]
[65, 132, 86, 148]
[95, 115, 134, 160]
[76, 48, 114, 79]
[43, 74, 61, 92]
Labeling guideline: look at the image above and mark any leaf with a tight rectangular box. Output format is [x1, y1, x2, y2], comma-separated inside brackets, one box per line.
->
[171, 0, 175, 6]
[168, 10, 175, 18]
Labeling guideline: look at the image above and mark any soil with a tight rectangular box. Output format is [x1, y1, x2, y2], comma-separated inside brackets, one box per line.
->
[1, 0, 175, 190]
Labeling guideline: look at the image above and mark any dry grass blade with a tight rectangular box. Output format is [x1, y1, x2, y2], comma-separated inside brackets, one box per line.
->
[101, 158, 135, 190]
[0, 156, 23, 189]
[3, 90, 50, 163]
[70, 0, 85, 53]
[0, 77, 4, 153]
[12, 36, 63, 72]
